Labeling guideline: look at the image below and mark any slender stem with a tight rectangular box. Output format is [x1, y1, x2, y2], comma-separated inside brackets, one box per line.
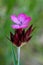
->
[17, 47, 20, 65]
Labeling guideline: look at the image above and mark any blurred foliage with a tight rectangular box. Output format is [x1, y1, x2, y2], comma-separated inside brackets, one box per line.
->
[0, 0, 43, 65]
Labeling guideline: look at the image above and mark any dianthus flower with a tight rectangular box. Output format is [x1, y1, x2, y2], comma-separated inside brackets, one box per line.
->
[10, 13, 34, 47]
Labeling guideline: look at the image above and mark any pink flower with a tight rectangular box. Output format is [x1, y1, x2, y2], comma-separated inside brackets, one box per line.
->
[5, 13, 35, 47]
[11, 13, 32, 29]
[7, 13, 35, 47]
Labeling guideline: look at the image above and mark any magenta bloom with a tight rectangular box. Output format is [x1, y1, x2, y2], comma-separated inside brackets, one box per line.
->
[8, 13, 35, 47]
[11, 13, 32, 29]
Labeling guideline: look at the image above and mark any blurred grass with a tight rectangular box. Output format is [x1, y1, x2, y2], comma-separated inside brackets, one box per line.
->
[0, 0, 43, 65]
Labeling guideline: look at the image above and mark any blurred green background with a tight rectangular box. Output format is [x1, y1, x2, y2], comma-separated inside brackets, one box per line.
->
[0, 0, 43, 65]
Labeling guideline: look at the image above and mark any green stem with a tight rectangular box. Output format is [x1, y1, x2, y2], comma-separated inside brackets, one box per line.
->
[17, 47, 20, 65]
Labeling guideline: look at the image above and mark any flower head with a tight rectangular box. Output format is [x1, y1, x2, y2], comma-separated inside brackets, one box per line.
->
[11, 13, 32, 29]
[9, 13, 34, 47]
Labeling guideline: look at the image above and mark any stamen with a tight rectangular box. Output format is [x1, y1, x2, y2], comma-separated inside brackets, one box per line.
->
[19, 21, 22, 26]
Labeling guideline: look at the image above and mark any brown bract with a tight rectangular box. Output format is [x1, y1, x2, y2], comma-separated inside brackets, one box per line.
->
[10, 25, 34, 47]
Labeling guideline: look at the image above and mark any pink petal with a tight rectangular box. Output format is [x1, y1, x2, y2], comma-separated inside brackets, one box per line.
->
[18, 13, 27, 23]
[18, 13, 32, 25]
[23, 16, 32, 25]
[10, 15, 20, 24]
[11, 24, 28, 29]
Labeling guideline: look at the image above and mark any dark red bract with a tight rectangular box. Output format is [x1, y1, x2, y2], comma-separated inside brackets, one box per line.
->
[10, 25, 34, 47]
